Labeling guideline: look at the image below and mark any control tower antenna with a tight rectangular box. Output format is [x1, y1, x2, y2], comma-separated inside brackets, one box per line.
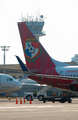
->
[38, 7, 40, 21]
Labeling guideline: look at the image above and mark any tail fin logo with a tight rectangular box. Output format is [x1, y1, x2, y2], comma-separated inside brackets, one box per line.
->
[25, 38, 42, 63]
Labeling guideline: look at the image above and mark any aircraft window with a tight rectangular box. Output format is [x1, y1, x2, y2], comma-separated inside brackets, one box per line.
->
[7, 78, 9, 81]
[10, 78, 13, 81]
[7, 78, 13, 81]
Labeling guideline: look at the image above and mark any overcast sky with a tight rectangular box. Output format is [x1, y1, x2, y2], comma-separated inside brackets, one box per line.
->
[0, 0, 78, 65]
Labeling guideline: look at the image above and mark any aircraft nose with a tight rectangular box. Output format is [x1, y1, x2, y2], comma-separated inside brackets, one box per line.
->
[15, 82, 22, 90]
[18, 82, 22, 89]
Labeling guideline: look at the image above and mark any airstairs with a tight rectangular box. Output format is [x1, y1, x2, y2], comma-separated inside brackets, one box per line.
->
[38, 85, 52, 94]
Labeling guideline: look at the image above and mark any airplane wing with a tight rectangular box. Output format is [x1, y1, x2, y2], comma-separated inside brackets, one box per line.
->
[34, 73, 78, 81]
[22, 83, 47, 86]
[34, 73, 78, 84]
[28, 72, 78, 84]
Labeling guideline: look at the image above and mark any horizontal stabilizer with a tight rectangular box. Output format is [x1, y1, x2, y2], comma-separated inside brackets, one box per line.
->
[19, 74, 30, 82]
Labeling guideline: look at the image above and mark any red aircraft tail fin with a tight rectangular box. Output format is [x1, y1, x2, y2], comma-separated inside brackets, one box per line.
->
[18, 22, 56, 69]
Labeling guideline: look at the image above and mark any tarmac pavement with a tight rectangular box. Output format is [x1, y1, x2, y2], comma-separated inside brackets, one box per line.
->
[0, 98, 78, 120]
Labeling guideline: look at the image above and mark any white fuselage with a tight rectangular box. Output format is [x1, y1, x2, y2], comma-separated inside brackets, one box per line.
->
[0, 74, 22, 93]
[56, 66, 78, 77]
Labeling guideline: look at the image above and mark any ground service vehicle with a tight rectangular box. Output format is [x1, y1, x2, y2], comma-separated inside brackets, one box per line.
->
[43, 96, 74, 103]
[24, 92, 47, 101]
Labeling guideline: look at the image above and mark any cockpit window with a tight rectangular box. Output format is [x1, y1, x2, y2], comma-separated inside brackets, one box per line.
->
[7, 78, 13, 81]
[10, 78, 13, 81]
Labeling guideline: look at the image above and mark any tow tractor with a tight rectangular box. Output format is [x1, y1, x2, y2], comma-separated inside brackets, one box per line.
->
[43, 96, 73, 103]
[24, 91, 47, 101]
[24, 85, 52, 101]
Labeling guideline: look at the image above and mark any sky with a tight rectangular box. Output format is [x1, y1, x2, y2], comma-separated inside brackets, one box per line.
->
[0, 0, 78, 65]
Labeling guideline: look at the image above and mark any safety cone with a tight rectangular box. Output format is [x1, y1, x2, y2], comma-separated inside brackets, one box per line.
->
[20, 97, 22, 104]
[30, 97, 32, 104]
[16, 97, 18, 104]
[24, 97, 25, 103]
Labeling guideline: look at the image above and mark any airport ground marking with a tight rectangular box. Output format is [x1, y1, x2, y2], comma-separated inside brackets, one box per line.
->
[0, 105, 63, 109]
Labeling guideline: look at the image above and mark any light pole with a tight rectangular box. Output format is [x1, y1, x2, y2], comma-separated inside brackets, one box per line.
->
[0, 45, 10, 74]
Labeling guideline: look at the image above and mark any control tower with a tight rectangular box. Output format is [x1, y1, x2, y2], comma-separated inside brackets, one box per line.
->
[21, 14, 46, 40]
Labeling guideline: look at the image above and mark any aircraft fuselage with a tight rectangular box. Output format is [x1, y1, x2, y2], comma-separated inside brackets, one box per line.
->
[29, 66, 78, 92]
[0, 74, 22, 93]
